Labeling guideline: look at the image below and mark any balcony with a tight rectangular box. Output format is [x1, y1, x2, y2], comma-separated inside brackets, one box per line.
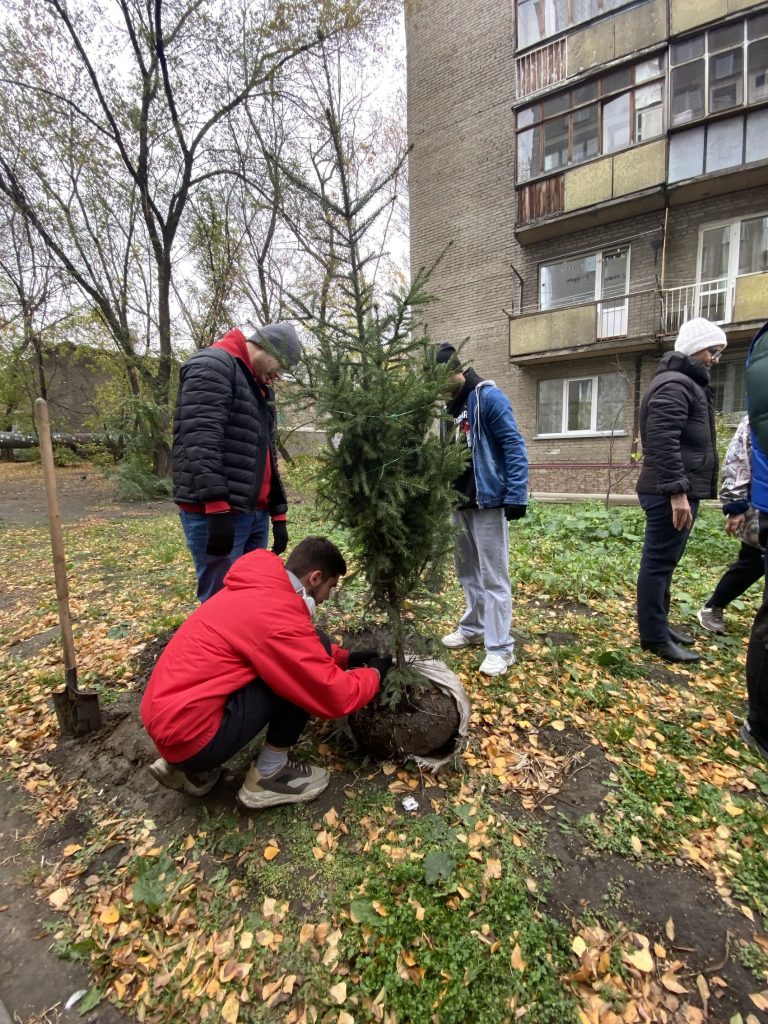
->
[661, 272, 768, 334]
[515, 38, 566, 99]
[509, 289, 659, 362]
[516, 140, 667, 243]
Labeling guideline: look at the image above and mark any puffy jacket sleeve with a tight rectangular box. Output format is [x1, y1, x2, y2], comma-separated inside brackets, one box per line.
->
[643, 382, 693, 494]
[250, 623, 379, 719]
[485, 389, 529, 505]
[719, 416, 751, 513]
[176, 353, 235, 504]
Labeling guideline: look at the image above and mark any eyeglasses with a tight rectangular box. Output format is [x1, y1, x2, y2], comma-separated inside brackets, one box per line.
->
[707, 347, 723, 361]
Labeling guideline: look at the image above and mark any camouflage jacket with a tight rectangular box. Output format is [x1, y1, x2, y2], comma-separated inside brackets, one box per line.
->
[720, 415, 762, 549]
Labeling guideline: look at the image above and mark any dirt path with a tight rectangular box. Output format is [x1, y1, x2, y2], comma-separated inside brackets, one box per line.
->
[0, 463, 175, 526]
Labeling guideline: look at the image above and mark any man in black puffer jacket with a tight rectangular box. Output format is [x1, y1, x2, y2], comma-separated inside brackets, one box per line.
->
[173, 323, 301, 602]
[636, 318, 727, 663]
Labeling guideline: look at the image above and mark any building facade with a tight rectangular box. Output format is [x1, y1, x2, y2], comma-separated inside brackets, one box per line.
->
[406, 0, 768, 494]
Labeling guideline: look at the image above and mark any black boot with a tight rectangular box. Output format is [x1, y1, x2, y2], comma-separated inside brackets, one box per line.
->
[641, 639, 701, 664]
[668, 625, 695, 646]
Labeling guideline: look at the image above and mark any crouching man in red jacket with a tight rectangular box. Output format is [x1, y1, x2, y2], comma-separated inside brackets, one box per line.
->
[141, 536, 387, 809]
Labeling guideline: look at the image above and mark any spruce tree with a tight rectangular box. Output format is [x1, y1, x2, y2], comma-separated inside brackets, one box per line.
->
[281, 44, 467, 698]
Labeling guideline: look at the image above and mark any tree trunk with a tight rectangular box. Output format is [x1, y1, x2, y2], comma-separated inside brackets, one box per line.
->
[153, 260, 174, 478]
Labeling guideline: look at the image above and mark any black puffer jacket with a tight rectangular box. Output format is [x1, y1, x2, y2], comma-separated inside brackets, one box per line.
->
[172, 332, 287, 514]
[636, 351, 718, 499]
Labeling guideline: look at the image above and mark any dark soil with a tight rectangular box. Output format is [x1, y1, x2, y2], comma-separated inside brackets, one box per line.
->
[541, 630, 581, 647]
[348, 682, 461, 759]
[0, 782, 131, 1023]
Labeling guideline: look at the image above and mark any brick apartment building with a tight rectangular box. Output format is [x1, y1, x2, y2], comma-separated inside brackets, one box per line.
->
[406, 0, 768, 494]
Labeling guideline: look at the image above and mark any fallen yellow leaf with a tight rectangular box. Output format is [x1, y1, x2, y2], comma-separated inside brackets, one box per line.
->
[661, 971, 688, 994]
[511, 944, 526, 971]
[329, 981, 347, 1005]
[263, 845, 280, 861]
[624, 947, 654, 973]
[100, 904, 120, 925]
[48, 887, 70, 909]
[221, 991, 240, 1023]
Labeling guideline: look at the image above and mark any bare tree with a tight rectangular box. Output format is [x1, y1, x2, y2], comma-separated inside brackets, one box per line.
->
[0, 0, 395, 474]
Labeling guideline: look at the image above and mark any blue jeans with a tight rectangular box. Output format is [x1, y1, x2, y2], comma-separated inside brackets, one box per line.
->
[636, 493, 699, 644]
[179, 510, 269, 602]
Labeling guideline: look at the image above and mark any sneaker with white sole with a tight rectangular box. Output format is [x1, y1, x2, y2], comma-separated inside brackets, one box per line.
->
[148, 757, 221, 797]
[740, 721, 768, 761]
[441, 629, 484, 649]
[697, 605, 726, 635]
[238, 760, 330, 809]
[478, 652, 515, 676]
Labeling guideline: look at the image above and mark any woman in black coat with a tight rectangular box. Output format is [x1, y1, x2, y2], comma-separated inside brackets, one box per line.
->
[635, 318, 727, 663]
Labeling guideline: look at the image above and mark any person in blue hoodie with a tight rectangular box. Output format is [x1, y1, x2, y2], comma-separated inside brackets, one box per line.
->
[743, 320, 768, 760]
[434, 344, 529, 677]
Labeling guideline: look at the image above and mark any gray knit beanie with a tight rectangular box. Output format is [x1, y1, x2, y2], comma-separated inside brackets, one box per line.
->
[247, 323, 302, 367]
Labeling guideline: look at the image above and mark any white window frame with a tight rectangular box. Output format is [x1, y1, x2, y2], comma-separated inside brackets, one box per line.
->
[536, 373, 628, 438]
[539, 245, 631, 309]
[696, 210, 768, 321]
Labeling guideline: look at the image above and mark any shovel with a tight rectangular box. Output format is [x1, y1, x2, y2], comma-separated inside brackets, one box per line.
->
[34, 398, 102, 736]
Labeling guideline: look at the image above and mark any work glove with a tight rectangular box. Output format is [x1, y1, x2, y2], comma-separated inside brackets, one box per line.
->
[271, 520, 289, 555]
[368, 654, 394, 681]
[504, 504, 527, 521]
[347, 648, 380, 669]
[206, 512, 235, 556]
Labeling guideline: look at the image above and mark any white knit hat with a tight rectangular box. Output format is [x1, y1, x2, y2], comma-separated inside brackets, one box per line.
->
[674, 318, 727, 357]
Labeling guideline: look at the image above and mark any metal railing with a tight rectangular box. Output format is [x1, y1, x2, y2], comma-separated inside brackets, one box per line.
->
[515, 38, 566, 98]
[660, 277, 733, 333]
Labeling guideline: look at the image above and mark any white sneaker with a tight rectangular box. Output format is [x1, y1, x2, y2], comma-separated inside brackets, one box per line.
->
[479, 652, 515, 676]
[148, 757, 221, 796]
[441, 629, 484, 649]
[238, 760, 330, 809]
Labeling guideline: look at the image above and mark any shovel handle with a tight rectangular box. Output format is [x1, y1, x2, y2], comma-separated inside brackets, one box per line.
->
[34, 398, 77, 676]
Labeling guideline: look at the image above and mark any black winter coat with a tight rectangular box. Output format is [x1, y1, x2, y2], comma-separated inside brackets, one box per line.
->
[636, 351, 718, 499]
[172, 343, 288, 514]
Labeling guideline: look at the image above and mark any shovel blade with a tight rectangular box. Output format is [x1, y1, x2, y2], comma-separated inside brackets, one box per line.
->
[52, 687, 102, 737]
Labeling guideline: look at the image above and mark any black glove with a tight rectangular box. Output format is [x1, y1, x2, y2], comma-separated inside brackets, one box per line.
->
[271, 520, 288, 555]
[206, 512, 235, 556]
[368, 654, 393, 681]
[347, 648, 380, 669]
[504, 504, 527, 521]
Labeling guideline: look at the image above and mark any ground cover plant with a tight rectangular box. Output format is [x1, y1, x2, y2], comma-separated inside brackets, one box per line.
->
[2, 459, 768, 1022]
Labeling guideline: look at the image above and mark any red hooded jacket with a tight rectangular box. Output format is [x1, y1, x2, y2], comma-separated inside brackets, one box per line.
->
[141, 550, 379, 763]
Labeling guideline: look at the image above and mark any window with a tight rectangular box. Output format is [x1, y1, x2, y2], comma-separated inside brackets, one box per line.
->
[536, 373, 627, 435]
[668, 109, 768, 181]
[517, 58, 663, 182]
[540, 246, 629, 309]
[670, 14, 768, 126]
[695, 214, 768, 321]
[709, 361, 747, 414]
[517, 0, 635, 49]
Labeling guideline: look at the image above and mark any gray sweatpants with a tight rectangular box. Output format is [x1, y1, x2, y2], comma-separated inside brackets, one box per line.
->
[452, 508, 514, 657]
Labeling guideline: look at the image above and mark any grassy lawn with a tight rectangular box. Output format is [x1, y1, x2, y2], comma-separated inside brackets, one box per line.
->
[2, 458, 768, 1023]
